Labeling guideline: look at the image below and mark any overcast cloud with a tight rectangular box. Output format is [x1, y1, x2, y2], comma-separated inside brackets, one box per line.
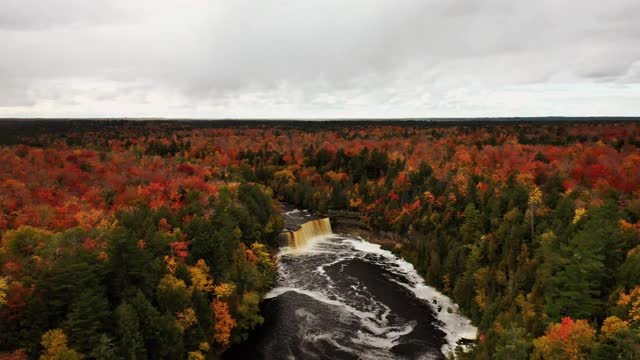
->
[1, 0, 639, 118]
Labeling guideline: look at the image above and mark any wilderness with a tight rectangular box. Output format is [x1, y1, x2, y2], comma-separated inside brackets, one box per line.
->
[0, 119, 638, 359]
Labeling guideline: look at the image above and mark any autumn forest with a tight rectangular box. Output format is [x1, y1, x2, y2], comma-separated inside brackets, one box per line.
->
[0, 119, 639, 359]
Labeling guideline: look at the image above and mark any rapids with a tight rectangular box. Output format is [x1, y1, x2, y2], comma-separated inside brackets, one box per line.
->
[224, 210, 476, 359]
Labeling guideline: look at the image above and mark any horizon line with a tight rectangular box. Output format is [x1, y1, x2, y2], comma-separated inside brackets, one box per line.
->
[0, 116, 639, 122]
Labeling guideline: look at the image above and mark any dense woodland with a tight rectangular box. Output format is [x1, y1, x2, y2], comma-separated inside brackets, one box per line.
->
[1, 120, 639, 359]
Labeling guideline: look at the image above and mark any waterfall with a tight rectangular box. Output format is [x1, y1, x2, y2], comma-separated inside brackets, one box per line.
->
[279, 217, 332, 248]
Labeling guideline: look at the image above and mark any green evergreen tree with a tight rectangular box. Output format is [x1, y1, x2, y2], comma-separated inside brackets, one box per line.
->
[64, 289, 111, 354]
[107, 225, 150, 302]
[544, 209, 611, 321]
[115, 302, 146, 360]
[90, 334, 122, 360]
[460, 204, 482, 244]
[493, 326, 532, 360]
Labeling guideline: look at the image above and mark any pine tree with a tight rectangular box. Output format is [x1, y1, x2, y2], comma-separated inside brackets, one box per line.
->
[64, 290, 111, 354]
[494, 326, 531, 360]
[460, 204, 482, 244]
[129, 290, 184, 359]
[90, 334, 121, 360]
[115, 303, 146, 360]
[543, 206, 618, 321]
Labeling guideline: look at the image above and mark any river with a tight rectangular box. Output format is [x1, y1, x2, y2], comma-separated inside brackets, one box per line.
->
[223, 210, 476, 359]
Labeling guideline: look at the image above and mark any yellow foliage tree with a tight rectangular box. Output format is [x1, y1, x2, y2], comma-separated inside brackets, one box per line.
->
[349, 196, 363, 209]
[453, 172, 468, 196]
[251, 242, 275, 272]
[158, 274, 188, 294]
[324, 171, 345, 183]
[96, 251, 108, 262]
[187, 351, 205, 360]
[176, 308, 198, 333]
[188, 259, 214, 293]
[473, 267, 490, 311]
[198, 342, 210, 353]
[515, 293, 538, 325]
[40, 329, 84, 360]
[1, 226, 52, 257]
[617, 286, 640, 322]
[74, 209, 109, 229]
[600, 316, 629, 338]
[528, 185, 543, 239]
[0, 277, 7, 307]
[516, 173, 536, 188]
[273, 169, 295, 191]
[214, 283, 236, 299]
[527, 184, 542, 204]
[164, 256, 178, 274]
[572, 208, 587, 224]
[157, 274, 190, 313]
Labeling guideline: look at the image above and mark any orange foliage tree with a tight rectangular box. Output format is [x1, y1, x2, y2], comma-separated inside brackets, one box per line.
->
[532, 317, 595, 360]
[213, 300, 236, 346]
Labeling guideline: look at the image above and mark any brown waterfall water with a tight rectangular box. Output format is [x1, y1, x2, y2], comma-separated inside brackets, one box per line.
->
[279, 217, 332, 248]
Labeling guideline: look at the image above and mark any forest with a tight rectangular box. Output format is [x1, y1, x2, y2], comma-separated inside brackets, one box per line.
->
[0, 119, 639, 359]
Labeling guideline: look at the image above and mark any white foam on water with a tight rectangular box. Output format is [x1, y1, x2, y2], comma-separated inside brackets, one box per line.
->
[344, 237, 477, 356]
[302, 330, 412, 360]
[270, 218, 476, 358]
[417, 353, 442, 360]
[266, 284, 419, 360]
[265, 287, 407, 339]
[302, 332, 362, 358]
[352, 321, 415, 349]
[315, 254, 356, 275]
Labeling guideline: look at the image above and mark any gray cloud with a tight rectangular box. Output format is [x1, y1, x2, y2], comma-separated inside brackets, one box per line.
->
[1, 0, 639, 117]
[0, 0, 134, 31]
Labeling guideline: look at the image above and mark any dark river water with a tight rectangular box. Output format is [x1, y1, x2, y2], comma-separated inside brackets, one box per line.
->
[224, 213, 475, 360]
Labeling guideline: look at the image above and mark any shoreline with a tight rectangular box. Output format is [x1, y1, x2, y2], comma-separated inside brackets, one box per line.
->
[330, 217, 410, 252]
[330, 216, 478, 355]
[268, 211, 478, 356]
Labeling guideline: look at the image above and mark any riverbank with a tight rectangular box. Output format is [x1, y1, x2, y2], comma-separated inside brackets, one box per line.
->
[330, 214, 479, 354]
[330, 216, 410, 252]
[226, 211, 476, 359]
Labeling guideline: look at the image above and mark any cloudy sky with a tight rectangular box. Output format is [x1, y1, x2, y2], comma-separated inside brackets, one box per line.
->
[1, 0, 640, 118]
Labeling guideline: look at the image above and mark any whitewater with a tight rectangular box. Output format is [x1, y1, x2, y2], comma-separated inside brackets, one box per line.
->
[224, 214, 476, 359]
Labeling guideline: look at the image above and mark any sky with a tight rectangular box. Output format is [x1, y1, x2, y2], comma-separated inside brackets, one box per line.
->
[1, 0, 640, 118]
